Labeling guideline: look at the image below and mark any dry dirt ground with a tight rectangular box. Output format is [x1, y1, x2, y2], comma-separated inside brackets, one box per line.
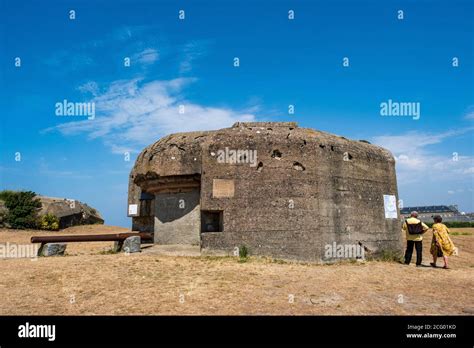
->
[0, 225, 473, 315]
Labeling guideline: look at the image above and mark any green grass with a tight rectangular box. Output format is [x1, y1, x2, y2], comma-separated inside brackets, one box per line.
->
[238, 245, 249, 263]
[366, 250, 403, 263]
[271, 258, 289, 264]
[98, 248, 118, 255]
[425, 221, 474, 228]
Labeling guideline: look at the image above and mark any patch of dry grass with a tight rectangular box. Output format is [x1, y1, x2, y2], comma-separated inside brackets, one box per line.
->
[0, 226, 473, 315]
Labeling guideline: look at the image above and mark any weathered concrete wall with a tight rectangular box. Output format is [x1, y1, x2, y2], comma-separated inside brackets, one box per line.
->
[128, 122, 402, 261]
[154, 190, 200, 245]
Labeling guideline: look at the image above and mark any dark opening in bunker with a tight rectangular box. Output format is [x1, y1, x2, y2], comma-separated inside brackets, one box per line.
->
[293, 161, 306, 171]
[201, 210, 223, 232]
[139, 191, 154, 216]
[271, 149, 282, 159]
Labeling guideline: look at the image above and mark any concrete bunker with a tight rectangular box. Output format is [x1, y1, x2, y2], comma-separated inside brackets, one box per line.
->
[128, 122, 402, 262]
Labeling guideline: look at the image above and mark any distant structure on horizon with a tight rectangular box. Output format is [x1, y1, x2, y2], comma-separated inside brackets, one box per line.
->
[400, 205, 473, 222]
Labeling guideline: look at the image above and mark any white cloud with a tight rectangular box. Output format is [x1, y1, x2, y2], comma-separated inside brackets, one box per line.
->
[372, 129, 471, 154]
[464, 105, 474, 120]
[132, 48, 159, 65]
[463, 167, 474, 174]
[77, 81, 99, 96]
[372, 128, 474, 185]
[44, 77, 255, 154]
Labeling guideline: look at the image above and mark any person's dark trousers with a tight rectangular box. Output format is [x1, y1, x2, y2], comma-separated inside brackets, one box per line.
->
[404, 240, 423, 265]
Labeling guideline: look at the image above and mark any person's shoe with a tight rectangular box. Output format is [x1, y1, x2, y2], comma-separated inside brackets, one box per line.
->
[430, 262, 437, 268]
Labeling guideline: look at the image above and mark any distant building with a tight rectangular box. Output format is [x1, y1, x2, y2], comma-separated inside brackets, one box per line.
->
[400, 205, 473, 222]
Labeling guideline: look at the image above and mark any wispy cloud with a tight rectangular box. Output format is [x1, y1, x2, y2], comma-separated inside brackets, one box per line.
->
[372, 128, 472, 154]
[111, 25, 151, 42]
[41, 27, 251, 154]
[372, 128, 474, 185]
[464, 105, 474, 120]
[44, 50, 95, 70]
[77, 81, 100, 96]
[179, 40, 210, 73]
[132, 48, 159, 65]
[43, 25, 160, 73]
[44, 77, 255, 154]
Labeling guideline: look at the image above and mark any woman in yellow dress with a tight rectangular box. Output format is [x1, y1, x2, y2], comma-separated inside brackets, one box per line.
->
[430, 215, 456, 269]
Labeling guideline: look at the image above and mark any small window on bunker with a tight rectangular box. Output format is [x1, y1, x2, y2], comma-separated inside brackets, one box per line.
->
[201, 211, 223, 232]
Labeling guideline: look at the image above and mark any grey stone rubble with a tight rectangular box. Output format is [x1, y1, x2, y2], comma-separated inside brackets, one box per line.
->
[39, 243, 67, 257]
[122, 236, 141, 253]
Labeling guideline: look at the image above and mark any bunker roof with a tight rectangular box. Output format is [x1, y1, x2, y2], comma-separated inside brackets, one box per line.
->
[130, 121, 395, 184]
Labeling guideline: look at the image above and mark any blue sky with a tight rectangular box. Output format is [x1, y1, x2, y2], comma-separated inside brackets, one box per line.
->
[1, 0, 473, 227]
